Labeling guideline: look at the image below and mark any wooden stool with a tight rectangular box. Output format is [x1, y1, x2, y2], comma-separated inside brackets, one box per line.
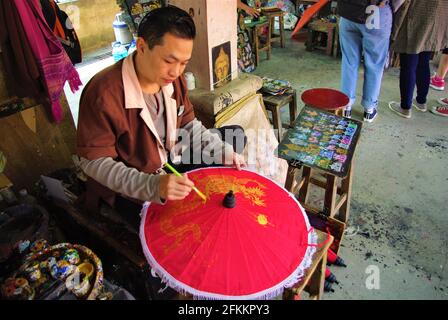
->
[301, 88, 349, 116]
[283, 229, 333, 300]
[253, 20, 271, 66]
[285, 162, 354, 224]
[262, 89, 298, 141]
[306, 20, 337, 56]
[262, 8, 285, 48]
[246, 19, 272, 66]
[283, 90, 357, 225]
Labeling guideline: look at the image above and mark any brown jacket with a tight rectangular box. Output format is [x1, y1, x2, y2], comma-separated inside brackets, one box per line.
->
[391, 0, 448, 54]
[76, 58, 195, 211]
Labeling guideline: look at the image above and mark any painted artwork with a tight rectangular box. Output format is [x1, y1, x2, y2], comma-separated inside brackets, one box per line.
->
[118, 0, 163, 31]
[277, 106, 362, 177]
[212, 41, 232, 89]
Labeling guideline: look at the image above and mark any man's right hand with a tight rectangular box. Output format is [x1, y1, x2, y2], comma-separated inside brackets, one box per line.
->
[245, 7, 260, 18]
[159, 173, 194, 201]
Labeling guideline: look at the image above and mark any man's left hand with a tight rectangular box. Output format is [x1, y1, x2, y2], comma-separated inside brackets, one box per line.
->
[226, 152, 246, 170]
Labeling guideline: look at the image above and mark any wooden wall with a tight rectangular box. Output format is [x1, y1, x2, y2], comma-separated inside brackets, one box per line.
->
[0, 59, 77, 191]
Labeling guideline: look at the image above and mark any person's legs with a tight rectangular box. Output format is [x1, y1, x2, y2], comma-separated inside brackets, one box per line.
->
[399, 53, 419, 109]
[339, 17, 363, 113]
[430, 49, 448, 90]
[388, 53, 418, 118]
[414, 51, 432, 110]
[436, 49, 448, 78]
[360, 4, 392, 121]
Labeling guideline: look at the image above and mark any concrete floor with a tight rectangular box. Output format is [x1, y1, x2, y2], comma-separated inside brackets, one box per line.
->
[254, 33, 448, 299]
[65, 32, 448, 300]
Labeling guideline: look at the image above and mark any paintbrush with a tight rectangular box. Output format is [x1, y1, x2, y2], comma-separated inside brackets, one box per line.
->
[164, 163, 207, 202]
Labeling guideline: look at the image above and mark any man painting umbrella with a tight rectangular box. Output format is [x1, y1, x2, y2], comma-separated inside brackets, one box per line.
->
[76, 6, 246, 224]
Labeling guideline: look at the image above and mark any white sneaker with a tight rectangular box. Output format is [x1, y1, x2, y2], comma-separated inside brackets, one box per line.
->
[388, 101, 411, 119]
[413, 99, 427, 112]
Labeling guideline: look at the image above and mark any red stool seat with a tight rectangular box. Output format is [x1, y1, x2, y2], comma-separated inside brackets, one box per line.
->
[301, 88, 349, 113]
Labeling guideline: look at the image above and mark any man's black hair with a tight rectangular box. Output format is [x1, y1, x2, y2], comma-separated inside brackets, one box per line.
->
[137, 5, 196, 49]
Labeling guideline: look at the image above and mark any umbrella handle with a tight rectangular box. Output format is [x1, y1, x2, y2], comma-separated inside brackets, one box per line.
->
[306, 227, 332, 248]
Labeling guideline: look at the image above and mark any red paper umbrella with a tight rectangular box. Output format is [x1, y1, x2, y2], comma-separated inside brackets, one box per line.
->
[139, 167, 317, 299]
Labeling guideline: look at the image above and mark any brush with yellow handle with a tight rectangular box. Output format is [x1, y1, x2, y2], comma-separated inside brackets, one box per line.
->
[164, 163, 207, 202]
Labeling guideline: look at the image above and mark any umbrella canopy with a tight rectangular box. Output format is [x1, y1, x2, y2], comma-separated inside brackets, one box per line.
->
[139, 167, 317, 300]
[291, 0, 330, 38]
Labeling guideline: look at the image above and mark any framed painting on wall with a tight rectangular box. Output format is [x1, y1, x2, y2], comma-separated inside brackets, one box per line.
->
[212, 41, 232, 89]
[117, 0, 163, 32]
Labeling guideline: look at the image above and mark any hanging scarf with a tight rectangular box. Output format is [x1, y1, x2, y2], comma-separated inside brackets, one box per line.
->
[13, 0, 82, 123]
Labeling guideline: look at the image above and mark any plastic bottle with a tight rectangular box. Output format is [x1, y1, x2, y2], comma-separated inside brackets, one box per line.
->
[112, 41, 128, 62]
[127, 39, 137, 55]
[18, 189, 37, 205]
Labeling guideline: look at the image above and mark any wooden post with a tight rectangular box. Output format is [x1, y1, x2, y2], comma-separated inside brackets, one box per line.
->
[167, 0, 237, 91]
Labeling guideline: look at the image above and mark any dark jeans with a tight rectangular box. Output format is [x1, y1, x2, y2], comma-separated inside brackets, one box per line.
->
[399, 52, 432, 109]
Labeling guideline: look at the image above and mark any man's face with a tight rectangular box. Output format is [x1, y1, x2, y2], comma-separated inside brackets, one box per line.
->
[137, 32, 193, 87]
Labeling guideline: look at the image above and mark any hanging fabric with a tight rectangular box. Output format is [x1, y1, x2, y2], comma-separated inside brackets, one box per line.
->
[12, 0, 82, 123]
[40, 0, 82, 65]
[0, 1, 43, 100]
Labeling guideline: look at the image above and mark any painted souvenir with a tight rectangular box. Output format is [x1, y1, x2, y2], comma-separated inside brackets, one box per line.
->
[298, 127, 312, 134]
[345, 128, 356, 136]
[301, 121, 314, 128]
[311, 131, 322, 137]
[341, 138, 352, 145]
[30, 239, 48, 253]
[348, 123, 358, 129]
[283, 143, 307, 151]
[315, 158, 331, 169]
[52, 250, 62, 259]
[330, 162, 343, 172]
[66, 262, 94, 298]
[334, 154, 347, 162]
[16, 240, 30, 254]
[319, 142, 329, 148]
[24, 261, 41, 282]
[14, 278, 29, 288]
[327, 144, 336, 151]
[304, 110, 318, 117]
[303, 116, 315, 122]
[63, 249, 80, 265]
[52, 260, 76, 280]
[335, 130, 344, 135]
[308, 136, 319, 144]
[336, 148, 348, 155]
[302, 155, 317, 164]
[339, 143, 350, 149]
[338, 120, 348, 126]
[131, 3, 144, 16]
[290, 132, 308, 141]
[329, 139, 339, 145]
[319, 150, 334, 160]
[306, 146, 320, 155]
[331, 135, 341, 140]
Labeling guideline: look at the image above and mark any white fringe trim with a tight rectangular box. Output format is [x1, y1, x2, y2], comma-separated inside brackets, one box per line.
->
[139, 167, 318, 300]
